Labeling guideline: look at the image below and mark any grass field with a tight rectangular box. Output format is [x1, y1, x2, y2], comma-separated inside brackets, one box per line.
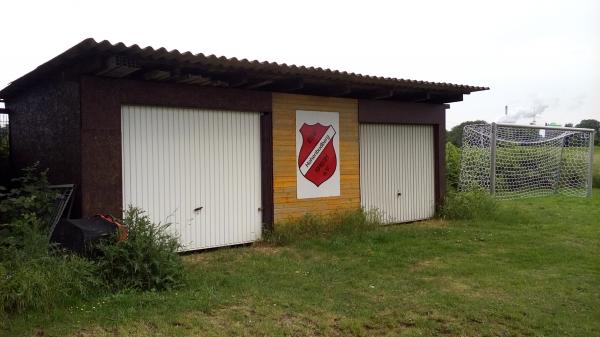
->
[2, 191, 600, 337]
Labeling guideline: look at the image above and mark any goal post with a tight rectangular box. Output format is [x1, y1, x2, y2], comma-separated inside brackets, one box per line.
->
[459, 122, 595, 199]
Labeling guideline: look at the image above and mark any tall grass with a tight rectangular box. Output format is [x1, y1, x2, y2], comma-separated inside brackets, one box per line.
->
[439, 189, 497, 220]
[265, 209, 381, 244]
[0, 167, 101, 315]
[0, 214, 101, 314]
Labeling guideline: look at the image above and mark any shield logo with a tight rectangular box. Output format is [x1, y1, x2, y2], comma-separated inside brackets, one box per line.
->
[297, 123, 338, 187]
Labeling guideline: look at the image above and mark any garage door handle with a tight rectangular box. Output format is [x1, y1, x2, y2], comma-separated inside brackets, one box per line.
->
[397, 192, 402, 197]
[194, 206, 203, 212]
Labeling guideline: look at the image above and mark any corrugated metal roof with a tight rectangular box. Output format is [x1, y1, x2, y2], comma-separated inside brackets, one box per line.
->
[0, 38, 488, 100]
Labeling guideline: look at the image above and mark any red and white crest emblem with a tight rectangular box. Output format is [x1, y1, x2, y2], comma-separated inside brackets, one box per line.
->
[297, 123, 338, 187]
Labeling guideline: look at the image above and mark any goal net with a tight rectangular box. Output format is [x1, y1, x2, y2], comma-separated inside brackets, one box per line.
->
[459, 123, 595, 199]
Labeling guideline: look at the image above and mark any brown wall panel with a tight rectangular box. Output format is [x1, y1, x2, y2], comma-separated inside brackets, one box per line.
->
[272, 93, 360, 222]
[80, 76, 273, 221]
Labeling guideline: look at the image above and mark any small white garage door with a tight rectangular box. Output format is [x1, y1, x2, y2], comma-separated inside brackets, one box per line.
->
[121, 105, 262, 251]
[360, 124, 435, 224]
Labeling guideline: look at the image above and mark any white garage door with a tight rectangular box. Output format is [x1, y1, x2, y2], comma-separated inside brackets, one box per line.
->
[360, 124, 435, 224]
[121, 105, 262, 251]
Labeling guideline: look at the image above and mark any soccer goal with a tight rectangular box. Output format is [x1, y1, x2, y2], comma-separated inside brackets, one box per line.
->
[459, 123, 595, 199]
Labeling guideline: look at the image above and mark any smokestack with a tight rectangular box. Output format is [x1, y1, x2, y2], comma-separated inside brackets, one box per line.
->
[505, 105, 508, 116]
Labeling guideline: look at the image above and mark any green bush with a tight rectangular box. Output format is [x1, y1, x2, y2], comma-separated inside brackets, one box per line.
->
[266, 209, 380, 244]
[95, 207, 184, 291]
[439, 189, 497, 220]
[446, 142, 461, 191]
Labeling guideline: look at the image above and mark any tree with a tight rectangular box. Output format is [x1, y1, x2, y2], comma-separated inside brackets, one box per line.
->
[447, 120, 487, 147]
[564, 123, 574, 127]
[575, 119, 599, 145]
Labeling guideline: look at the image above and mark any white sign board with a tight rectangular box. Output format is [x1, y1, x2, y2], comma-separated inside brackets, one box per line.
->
[296, 110, 340, 199]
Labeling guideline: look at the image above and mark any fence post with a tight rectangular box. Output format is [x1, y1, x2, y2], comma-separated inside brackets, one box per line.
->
[588, 130, 595, 198]
[490, 123, 497, 196]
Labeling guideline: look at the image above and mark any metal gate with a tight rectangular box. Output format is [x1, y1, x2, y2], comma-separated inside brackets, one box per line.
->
[121, 105, 263, 251]
[360, 124, 435, 224]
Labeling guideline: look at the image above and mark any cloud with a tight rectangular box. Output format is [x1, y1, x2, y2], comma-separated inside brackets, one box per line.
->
[568, 94, 587, 111]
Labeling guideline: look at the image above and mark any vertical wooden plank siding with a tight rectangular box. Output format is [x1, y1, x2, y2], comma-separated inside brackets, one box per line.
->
[272, 93, 360, 222]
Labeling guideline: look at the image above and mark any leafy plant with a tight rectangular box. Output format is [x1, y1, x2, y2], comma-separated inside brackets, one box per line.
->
[95, 207, 184, 291]
[0, 163, 57, 229]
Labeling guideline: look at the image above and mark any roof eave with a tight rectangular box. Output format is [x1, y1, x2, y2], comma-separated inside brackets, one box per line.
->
[0, 38, 489, 103]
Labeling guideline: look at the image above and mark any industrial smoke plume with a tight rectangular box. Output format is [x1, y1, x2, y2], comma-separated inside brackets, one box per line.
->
[500, 102, 549, 124]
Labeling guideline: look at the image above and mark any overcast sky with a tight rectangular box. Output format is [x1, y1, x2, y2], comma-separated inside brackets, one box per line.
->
[1, 0, 598, 127]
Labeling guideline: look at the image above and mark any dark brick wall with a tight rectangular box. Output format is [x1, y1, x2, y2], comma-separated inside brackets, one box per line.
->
[6, 79, 82, 216]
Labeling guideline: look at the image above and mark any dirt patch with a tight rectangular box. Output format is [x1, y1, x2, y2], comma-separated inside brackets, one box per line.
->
[418, 219, 450, 228]
[251, 241, 283, 255]
[409, 257, 445, 272]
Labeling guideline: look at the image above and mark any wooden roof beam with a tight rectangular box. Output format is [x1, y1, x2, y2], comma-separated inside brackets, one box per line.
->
[325, 84, 353, 97]
[370, 88, 397, 100]
[428, 93, 464, 104]
[205, 72, 249, 88]
[269, 78, 304, 91]
[244, 80, 275, 90]
[142, 69, 171, 81]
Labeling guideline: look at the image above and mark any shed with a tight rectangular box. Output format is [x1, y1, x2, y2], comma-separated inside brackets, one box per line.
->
[0, 39, 487, 251]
